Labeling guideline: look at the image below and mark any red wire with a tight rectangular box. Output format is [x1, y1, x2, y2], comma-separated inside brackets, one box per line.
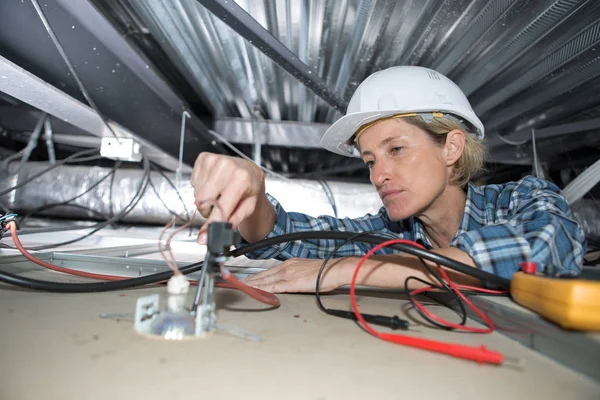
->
[454, 284, 508, 294]
[409, 286, 491, 333]
[7, 221, 279, 306]
[220, 265, 280, 307]
[350, 238, 507, 365]
[9, 221, 130, 281]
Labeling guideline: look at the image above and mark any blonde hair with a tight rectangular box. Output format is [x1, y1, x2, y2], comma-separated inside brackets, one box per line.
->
[401, 115, 487, 187]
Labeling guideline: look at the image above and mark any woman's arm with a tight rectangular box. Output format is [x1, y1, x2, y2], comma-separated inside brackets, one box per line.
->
[244, 247, 481, 293]
[241, 193, 397, 260]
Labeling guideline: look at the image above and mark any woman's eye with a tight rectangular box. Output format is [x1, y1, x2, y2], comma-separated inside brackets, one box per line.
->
[390, 146, 404, 154]
[365, 160, 374, 168]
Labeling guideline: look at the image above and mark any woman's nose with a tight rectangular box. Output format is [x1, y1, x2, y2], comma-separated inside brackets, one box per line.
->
[371, 160, 391, 186]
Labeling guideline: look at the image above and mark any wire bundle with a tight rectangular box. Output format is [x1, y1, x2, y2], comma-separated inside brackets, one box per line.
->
[349, 239, 515, 366]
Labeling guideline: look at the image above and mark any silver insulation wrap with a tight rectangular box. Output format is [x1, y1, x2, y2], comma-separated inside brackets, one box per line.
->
[3, 163, 598, 244]
[0, 163, 382, 226]
[571, 199, 600, 244]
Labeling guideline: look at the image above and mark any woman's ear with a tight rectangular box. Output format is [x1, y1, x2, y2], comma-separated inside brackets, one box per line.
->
[444, 129, 466, 166]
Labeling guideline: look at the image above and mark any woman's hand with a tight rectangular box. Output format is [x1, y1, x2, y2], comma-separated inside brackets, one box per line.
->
[243, 258, 348, 293]
[191, 152, 275, 243]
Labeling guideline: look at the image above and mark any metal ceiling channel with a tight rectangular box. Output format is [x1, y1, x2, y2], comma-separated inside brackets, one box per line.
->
[121, 0, 600, 143]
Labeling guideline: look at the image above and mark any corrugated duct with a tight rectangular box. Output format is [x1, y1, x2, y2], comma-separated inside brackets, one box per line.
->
[2, 164, 598, 244]
[0, 163, 382, 226]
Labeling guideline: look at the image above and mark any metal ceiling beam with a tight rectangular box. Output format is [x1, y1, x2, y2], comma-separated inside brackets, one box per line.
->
[488, 128, 600, 165]
[0, 54, 189, 172]
[213, 117, 329, 148]
[487, 116, 600, 150]
[533, 117, 600, 137]
[195, 0, 347, 114]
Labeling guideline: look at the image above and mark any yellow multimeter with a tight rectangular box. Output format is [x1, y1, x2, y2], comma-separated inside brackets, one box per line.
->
[511, 266, 600, 331]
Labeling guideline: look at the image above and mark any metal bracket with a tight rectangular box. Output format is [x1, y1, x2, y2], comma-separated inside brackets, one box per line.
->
[134, 294, 160, 334]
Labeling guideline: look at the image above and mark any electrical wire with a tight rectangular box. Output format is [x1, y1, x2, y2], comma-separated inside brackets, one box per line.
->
[406, 271, 505, 334]
[236, 231, 511, 289]
[314, 232, 481, 331]
[207, 128, 374, 196]
[349, 239, 518, 366]
[149, 161, 191, 223]
[148, 177, 184, 221]
[315, 232, 508, 330]
[153, 199, 278, 307]
[17, 156, 150, 250]
[0, 148, 100, 197]
[158, 209, 196, 276]
[315, 231, 410, 329]
[0, 230, 511, 293]
[6, 219, 280, 306]
[30, 0, 122, 143]
[11, 217, 514, 358]
[17, 161, 121, 225]
[405, 258, 471, 329]
[496, 133, 529, 146]
[317, 179, 338, 217]
[220, 265, 280, 307]
[7, 221, 134, 281]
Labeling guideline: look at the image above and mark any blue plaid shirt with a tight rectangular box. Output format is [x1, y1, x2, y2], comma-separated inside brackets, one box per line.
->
[243, 176, 586, 280]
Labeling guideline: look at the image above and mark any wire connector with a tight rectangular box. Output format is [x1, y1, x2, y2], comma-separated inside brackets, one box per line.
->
[167, 274, 190, 295]
[207, 222, 240, 256]
[167, 275, 190, 312]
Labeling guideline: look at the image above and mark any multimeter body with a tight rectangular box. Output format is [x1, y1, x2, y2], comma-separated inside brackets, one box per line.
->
[511, 268, 600, 331]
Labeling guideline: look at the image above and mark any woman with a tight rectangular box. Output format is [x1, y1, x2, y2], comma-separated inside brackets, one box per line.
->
[191, 66, 586, 293]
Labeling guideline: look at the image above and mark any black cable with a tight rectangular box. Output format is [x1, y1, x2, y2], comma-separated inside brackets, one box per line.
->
[148, 177, 181, 220]
[314, 231, 410, 330]
[150, 162, 191, 222]
[317, 179, 338, 218]
[314, 231, 466, 330]
[30, 0, 122, 143]
[411, 258, 468, 328]
[24, 203, 113, 224]
[17, 161, 121, 225]
[0, 230, 510, 292]
[0, 260, 203, 293]
[108, 159, 117, 222]
[315, 231, 369, 311]
[66, 154, 105, 163]
[0, 148, 99, 197]
[234, 232, 511, 289]
[20, 157, 150, 250]
[404, 276, 461, 329]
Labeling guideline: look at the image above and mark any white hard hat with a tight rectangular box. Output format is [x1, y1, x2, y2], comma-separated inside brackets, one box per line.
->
[320, 66, 485, 158]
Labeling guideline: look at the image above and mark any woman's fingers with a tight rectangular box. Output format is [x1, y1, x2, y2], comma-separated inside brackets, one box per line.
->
[191, 152, 266, 243]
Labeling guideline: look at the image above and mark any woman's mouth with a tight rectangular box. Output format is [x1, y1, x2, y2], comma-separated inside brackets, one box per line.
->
[380, 190, 403, 201]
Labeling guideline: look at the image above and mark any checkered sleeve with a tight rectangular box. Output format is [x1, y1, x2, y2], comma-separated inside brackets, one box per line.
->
[453, 178, 586, 280]
[242, 193, 395, 260]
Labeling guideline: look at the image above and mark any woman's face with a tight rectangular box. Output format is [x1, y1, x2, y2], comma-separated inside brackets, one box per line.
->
[357, 118, 450, 220]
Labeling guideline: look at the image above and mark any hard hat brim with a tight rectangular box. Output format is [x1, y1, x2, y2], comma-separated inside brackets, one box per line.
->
[320, 108, 484, 158]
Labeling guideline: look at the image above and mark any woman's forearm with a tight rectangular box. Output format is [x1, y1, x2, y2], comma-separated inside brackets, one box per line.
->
[337, 247, 481, 288]
[237, 193, 277, 243]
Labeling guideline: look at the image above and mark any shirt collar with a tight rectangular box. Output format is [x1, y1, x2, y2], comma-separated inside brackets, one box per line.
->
[451, 181, 485, 244]
[411, 217, 433, 248]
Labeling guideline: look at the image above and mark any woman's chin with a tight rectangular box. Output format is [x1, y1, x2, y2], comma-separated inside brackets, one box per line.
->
[385, 206, 415, 221]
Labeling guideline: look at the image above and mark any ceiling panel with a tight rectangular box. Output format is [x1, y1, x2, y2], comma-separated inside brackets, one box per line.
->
[105, 0, 600, 138]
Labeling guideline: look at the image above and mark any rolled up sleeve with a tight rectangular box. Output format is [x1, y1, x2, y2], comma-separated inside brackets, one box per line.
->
[241, 194, 395, 260]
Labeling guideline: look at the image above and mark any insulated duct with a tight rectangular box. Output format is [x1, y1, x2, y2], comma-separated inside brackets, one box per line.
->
[0, 163, 382, 226]
[2, 163, 599, 246]
[571, 199, 600, 246]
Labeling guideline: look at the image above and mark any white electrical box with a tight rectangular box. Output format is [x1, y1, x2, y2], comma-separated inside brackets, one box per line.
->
[100, 137, 142, 162]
